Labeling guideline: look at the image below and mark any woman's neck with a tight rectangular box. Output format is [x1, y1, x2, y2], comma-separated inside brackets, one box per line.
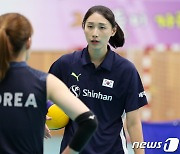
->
[10, 50, 27, 62]
[88, 47, 108, 68]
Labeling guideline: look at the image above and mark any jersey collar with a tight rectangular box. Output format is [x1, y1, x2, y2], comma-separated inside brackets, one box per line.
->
[81, 46, 92, 66]
[10, 61, 27, 68]
[81, 45, 114, 72]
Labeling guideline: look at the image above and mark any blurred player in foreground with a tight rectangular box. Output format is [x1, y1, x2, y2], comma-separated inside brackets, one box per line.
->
[0, 13, 98, 154]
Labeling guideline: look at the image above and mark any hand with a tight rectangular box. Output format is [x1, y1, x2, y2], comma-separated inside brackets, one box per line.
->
[61, 146, 79, 154]
[44, 115, 52, 139]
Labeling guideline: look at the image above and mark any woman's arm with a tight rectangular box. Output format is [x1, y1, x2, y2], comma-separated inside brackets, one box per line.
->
[46, 74, 98, 153]
[126, 109, 144, 154]
[47, 74, 90, 120]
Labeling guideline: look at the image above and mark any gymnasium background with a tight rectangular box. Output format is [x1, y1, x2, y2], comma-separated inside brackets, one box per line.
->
[1, 0, 180, 153]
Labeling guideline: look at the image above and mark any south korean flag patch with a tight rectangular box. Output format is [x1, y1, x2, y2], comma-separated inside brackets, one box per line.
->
[102, 78, 114, 88]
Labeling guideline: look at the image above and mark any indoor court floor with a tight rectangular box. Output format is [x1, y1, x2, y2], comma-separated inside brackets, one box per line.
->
[44, 135, 134, 154]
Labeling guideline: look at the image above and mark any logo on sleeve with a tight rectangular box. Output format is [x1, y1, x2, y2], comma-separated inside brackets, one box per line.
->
[102, 79, 114, 88]
[71, 72, 81, 81]
[89, 115, 95, 120]
[139, 91, 146, 98]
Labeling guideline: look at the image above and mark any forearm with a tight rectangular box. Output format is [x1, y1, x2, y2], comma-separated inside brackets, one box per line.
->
[126, 109, 144, 154]
[127, 120, 144, 154]
[62, 111, 98, 153]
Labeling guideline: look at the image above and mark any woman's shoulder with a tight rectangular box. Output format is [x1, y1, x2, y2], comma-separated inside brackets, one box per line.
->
[113, 52, 136, 70]
[26, 66, 48, 81]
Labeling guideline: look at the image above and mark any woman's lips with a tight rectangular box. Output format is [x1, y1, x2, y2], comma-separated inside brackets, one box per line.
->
[91, 40, 100, 45]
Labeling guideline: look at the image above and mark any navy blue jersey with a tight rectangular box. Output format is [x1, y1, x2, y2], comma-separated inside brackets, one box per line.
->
[0, 62, 48, 154]
[49, 46, 148, 154]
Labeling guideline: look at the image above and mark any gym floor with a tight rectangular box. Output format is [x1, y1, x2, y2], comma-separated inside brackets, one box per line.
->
[44, 135, 134, 154]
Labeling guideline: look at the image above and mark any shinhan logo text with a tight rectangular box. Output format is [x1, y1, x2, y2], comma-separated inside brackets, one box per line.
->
[70, 85, 112, 101]
[83, 89, 112, 101]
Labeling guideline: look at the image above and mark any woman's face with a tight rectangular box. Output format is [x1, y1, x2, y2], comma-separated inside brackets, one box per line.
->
[84, 12, 116, 50]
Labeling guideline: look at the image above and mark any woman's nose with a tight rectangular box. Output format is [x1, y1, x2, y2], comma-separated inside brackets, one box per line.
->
[92, 28, 99, 38]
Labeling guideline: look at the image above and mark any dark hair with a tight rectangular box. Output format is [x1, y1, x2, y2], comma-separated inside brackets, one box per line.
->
[82, 5, 125, 48]
[0, 13, 33, 81]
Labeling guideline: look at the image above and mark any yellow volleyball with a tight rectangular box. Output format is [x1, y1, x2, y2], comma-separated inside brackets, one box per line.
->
[46, 101, 69, 130]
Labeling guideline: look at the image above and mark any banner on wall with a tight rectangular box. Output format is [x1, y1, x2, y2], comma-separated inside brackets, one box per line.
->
[0, 0, 180, 50]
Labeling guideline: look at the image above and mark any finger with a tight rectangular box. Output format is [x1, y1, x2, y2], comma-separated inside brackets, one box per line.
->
[46, 115, 52, 120]
[44, 124, 51, 138]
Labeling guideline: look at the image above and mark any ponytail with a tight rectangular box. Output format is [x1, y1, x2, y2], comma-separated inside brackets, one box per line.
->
[0, 28, 12, 81]
[0, 13, 33, 81]
[109, 22, 125, 48]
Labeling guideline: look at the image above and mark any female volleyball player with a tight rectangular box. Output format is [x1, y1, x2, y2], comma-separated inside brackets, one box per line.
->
[0, 13, 98, 154]
[49, 5, 148, 154]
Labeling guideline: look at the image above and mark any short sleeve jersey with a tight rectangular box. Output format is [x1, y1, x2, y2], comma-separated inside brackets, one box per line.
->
[49, 47, 148, 154]
[0, 62, 48, 154]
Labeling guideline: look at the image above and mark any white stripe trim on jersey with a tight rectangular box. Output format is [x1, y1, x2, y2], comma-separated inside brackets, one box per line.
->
[120, 111, 128, 154]
[120, 127, 128, 154]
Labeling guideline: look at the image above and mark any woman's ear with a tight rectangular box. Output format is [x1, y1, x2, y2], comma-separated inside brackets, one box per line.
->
[26, 37, 32, 50]
[111, 26, 117, 36]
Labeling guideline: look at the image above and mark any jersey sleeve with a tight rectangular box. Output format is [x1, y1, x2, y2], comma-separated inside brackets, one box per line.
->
[124, 66, 148, 113]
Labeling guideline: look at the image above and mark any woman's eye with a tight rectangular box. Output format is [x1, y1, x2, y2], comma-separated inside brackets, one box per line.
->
[87, 25, 93, 28]
[100, 26, 106, 29]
